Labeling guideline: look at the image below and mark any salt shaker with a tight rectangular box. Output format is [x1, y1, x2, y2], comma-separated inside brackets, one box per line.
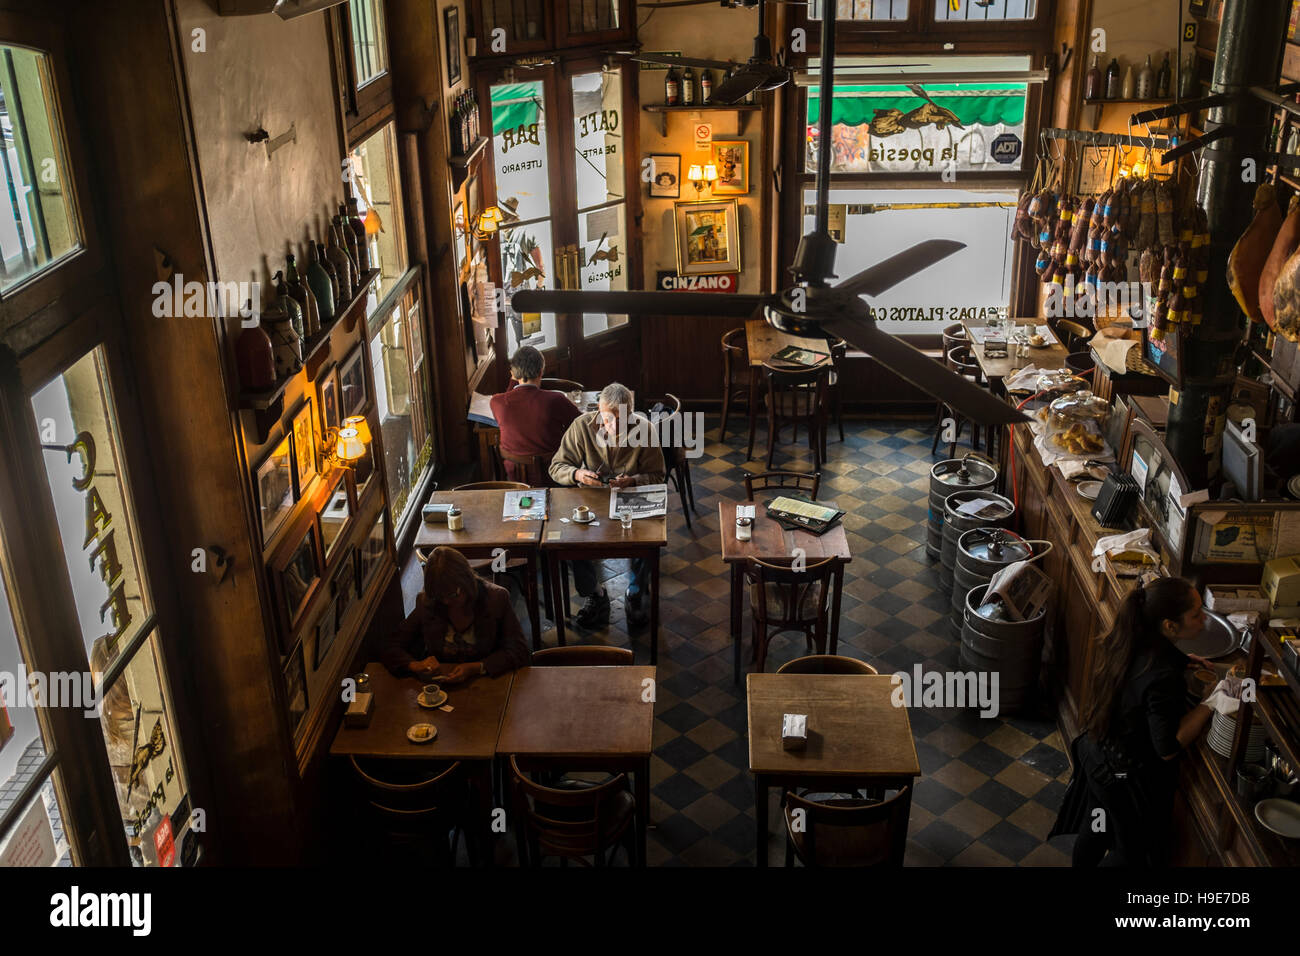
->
[736, 515, 753, 541]
[447, 506, 463, 531]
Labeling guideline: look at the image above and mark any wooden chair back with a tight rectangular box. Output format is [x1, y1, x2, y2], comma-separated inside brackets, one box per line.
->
[784, 786, 912, 867]
[743, 470, 821, 500]
[492, 446, 551, 487]
[777, 654, 878, 675]
[347, 756, 463, 831]
[531, 646, 635, 667]
[508, 755, 633, 865]
[751, 554, 837, 631]
[541, 377, 585, 393]
[453, 480, 531, 491]
[763, 362, 830, 420]
[722, 327, 749, 385]
[1052, 318, 1093, 353]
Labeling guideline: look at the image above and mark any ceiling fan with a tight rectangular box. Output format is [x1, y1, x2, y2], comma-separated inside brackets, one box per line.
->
[516, 10, 1026, 427]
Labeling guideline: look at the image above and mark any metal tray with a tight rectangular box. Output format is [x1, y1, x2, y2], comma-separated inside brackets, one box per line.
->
[1180, 610, 1242, 660]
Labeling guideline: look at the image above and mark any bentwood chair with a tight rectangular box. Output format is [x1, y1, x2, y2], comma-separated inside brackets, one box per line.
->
[720, 327, 753, 442]
[749, 555, 838, 674]
[541, 377, 585, 394]
[743, 469, 822, 501]
[777, 655, 878, 675]
[645, 393, 698, 528]
[508, 755, 637, 867]
[454, 481, 531, 491]
[826, 334, 848, 445]
[1051, 318, 1093, 354]
[347, 756, 467, 865]
[755, 362, 831, 469]
[492, 447, 552, 488]
[930, 345, 988, 459]
[782, 786, 912, 867]
[531, 646, 634, 667]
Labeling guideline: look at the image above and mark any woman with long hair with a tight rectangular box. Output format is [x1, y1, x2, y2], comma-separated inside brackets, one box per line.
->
[1049, 576, 1216, 866]
[379, 547, 529, 683]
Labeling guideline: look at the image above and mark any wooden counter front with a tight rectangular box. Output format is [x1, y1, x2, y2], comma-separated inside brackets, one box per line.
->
[1011, 424, 1286, 866]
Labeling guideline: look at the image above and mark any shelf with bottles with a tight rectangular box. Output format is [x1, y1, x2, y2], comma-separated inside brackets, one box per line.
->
[641, 103, 761, 137]
[449, 136, 490, 191]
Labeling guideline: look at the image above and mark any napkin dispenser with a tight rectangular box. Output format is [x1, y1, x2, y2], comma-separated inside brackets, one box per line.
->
[1262, 555, 1300, 618]
[782, 713, 808, 751]
[344, 692, 374, 728]
[422, 503, 454, 524]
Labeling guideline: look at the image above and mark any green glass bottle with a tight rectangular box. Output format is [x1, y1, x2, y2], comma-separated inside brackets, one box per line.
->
[274, 270, 304, 340]
[285, 252, 319, 336]
[306, 241, 336, 324]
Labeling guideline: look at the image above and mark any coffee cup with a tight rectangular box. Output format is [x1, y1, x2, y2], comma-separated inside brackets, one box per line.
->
[422, 684, 441, 700]
[573, 506, 591, 521]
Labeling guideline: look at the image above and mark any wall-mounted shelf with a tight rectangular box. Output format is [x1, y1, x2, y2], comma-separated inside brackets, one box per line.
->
[449, 137, 489, 192]
[238, 268, 378, 444]
[641, 103, 761, 137]
[1082, 97, 1175, 130]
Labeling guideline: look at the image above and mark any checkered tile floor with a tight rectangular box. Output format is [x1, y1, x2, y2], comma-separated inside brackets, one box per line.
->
[403, 416, 1079, 866]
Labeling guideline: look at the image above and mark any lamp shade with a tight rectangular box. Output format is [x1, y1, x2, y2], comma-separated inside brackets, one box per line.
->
[687, 164, 703, 182]
[703, 164, 718, 181]
[336, 427, 365, 463]
[342, 415, 372, 444]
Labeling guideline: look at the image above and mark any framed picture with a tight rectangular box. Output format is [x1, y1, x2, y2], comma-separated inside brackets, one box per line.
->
[648, 154, 680, 198]
[319, 468, 353, 564]
[443, 6, 462, 88]
[317, 365, 341, 432]
[290, 398, 317, 496]
[454, 201, 468, 278]
[339, 345, 367, 419]
[313, 599, 338, 670]
[674, 200, 741, 276]
[255, 432, 296, 548]
[359, 509, 389, 591]
[332, 545, 359, 626]
[711, 141, 749, 195]
[274, 517, 323, 646]
[283, 642, 307, 738]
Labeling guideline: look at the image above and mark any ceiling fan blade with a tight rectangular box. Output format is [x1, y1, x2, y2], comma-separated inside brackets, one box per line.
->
[511, 289, 772, 318]
[631, 53, 733, 71]
[711, 69, 768, 104]
[823, 317, 1027, 425]
[834, 239, 966, 298]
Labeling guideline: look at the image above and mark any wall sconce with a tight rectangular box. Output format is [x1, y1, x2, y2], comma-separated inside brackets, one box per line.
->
[474, 205, 504, 240]
[687, 163, 718, 200]
[322, 420, 370, 468]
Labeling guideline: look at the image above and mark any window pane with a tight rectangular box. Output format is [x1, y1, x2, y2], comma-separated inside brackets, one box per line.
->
[483, 0, 546, 45]
[500, 220, 557, 353]
[0, 561, 53, 830]
[808, 0, 910, 20]
[0, 771, 74, 867]
[803, 186, 1014, 336]
[33, 348, 153, 676]
[350, 0, 388, 87]
[568, 0, 620, 33]
[492, 80, 550, 224]
[371, 287, 435, 528]
[579, 203, 627, 337]
[933, 0, 1038, 21]
[0, 45, 82, 293]
[572, 70, 624, 210]
[99, 634, 191, 867]
[349, 123, 406, 312]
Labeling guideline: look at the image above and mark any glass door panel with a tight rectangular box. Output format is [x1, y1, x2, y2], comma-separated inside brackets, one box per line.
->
[0, 770, 74, 867]
[571, 69, 628, 338]
[579, 203, 627, 337]
[568, 0, 621, 34]
[32, 348, 153, 675]
[500, 219, 558, 353]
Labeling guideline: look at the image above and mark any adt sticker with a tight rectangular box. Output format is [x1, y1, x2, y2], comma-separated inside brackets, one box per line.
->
[991, 133, 1022, 165]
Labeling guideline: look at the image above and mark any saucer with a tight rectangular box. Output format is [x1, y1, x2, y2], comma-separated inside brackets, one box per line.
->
[407, 722, 438, 744]
[571, 512, 596, 524]
[1255, 798, 1300, 838]
[417, 688, 448, 709]
[1077, 481, 1102, 500]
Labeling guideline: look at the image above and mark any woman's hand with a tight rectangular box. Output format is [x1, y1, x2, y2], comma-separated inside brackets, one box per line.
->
[1186, 653, 1214, 670]
[575, 469, 604, 487]
[409, 656, 441, 680]
[442, 662, 481, 683]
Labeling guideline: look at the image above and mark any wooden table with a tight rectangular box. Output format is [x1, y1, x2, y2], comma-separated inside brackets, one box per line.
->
[496, 665, 656, 866]
[746, 673, 921, 866]
[414, 489, 545, 649]
[960, 320, 1069, 386]
[744, 317, 831, 368]
[329, 661, 515, 865]
[543, 487, 667, 663]
[718, 499, 852, 683]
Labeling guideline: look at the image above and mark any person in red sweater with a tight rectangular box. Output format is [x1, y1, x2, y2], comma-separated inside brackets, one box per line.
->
[490, 345, 580, 484]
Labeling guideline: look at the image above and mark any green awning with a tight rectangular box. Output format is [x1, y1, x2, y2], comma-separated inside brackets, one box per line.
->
[492, 82, 544, 135]
[807, 83, 1026, 129]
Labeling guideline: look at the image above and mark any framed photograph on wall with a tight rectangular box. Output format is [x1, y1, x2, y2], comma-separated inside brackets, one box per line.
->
[319, 468, 353, 565]
[443, 6, 462, 87]
[273, 516, 323, 650]
[313, 600, 338, 671]
[454, 200, 468, 278]
[290, 398, 317, 496]
[359, 509, 389, 592]
[648, 154, 680, 198]
[255, 431, 296, 548]
[332, 545, 359, 627]
[284, 642, 307, 737]
[674, 199, 741, 276]
[339, 344, 367, 419]
[317, 365, 341, 432]
[711, 141, 749, 195]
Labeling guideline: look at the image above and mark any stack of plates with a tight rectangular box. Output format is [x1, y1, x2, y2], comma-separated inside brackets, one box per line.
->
[1208, 710, 1265, 760]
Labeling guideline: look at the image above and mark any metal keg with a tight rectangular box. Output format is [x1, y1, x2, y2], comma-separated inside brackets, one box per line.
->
[950, 529, 1050, 638]
[959, 583, 1048, 715]
[927, 456, 997, 561]
[939, 490, 1014, 597]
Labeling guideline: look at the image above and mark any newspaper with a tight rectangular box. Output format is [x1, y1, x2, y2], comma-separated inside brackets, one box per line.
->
[985, 561, 1053, 623]
[767, 495, 839, 523]
[502, 489, 546, 521]
[610, 484, 668, 520]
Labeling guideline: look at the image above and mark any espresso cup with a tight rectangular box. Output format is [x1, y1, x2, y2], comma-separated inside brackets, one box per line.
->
[422, 684, 440, 700]
[574, 506, 591, 521]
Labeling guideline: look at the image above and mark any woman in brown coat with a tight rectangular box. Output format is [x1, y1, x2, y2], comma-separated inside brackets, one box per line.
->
[380, 547, 530, 682]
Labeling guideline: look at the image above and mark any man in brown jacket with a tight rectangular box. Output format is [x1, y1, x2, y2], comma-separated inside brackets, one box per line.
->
[550, 382, 665, 629]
